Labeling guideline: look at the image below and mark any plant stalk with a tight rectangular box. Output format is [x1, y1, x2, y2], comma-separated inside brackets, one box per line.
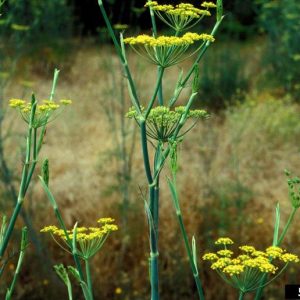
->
[85, 259, 94, 300]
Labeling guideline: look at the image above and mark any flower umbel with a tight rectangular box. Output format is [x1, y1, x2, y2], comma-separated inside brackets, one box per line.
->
[124, 32, 215, 67]
[126, 105, 209, 142]
[41, 219, 118, 259]
[9, 98, 72, 128]
[203, 238, 299, 293]
[145, 1, 216, 31]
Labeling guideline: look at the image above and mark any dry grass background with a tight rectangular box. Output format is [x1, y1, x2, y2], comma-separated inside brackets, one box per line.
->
[2, 43, 300, 299]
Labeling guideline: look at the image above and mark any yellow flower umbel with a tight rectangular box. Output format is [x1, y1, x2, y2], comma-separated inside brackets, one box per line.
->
[203, 238, 299, 294]
[126, 105, 209, 142]
[124, 32, 215, 67]
[9, 98, 72, 128]
[41, 218, 118, 260]
[145, 1, 216, 31]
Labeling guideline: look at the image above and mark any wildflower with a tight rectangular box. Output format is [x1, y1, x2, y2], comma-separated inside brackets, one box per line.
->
[217, 249, 233, 257]
[40, 219, 118, 259]
[9, 99, 26, 108]
[215, 237, 234, 245]
[9, 97, 72, 128]
[126, 105, 209, 142]
[223, 264, 244, 276]
[124, 33, 215, 67]
[281, 253, 299, 263]
[265, 246, 284, 259]
[202, 253, 219, 261]
[97, 217, 115, 224]
[201, 2, 217, 8]
[203, 237, 299, 293]
[145, 1, 215, 31]
[239, 245, 256, 253]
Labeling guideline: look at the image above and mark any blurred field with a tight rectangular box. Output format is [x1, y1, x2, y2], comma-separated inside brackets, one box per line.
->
[1, 38, 300, 299]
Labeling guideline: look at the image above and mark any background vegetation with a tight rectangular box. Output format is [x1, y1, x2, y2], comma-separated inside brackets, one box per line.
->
[1, 0, 300, 299]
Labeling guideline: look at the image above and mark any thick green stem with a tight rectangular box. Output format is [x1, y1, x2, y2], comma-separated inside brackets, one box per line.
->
[85, 259, 94, 300]
[149, 180, 159, 300]
[238, 291, 245, 300]
[140, 122, 153, 183]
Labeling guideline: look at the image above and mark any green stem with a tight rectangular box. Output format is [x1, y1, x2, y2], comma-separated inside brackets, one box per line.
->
[54, 208, 85, 283]
[168, 177, 205, 300]
[178, 213, 205, 300]
[169, 17, 224, 107]
[145, 67, 165, 118]
[254, 207, 298, 300]
[5, 227, 27, 300]
[278, 207, 297, 245]
[24, 128, 37, 193]
[146, 0, 163, 105]
[238, 291, 245, 300]
[85, 259, 94, 300]
[140, 121, 153, 183]
[149, 180, 159, 300]
[0, 99, 37, 257]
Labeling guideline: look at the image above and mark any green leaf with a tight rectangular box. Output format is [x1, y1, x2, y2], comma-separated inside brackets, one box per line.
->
[272, 203, 280, 246]
[39, 176, 58, 209]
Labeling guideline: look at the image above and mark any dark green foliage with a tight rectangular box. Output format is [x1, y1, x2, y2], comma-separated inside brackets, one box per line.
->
[196, 46, 249, 110]
[0, 0, 73, 69]
[257, 0, 300, 99]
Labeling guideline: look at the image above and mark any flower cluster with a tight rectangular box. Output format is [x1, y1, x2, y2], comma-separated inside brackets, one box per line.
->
[124, 33, 214, 47]
[41, 218, 118, 259]
[203, 237, 299, 292]
[126, 106, 209, 142]
[124, 33, 214, 67]
[145, 1, 216, 31]
[9, 98, 72, 128]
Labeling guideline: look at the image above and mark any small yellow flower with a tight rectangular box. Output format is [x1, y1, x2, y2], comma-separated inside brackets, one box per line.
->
[281, 253, 299, 263]
[97, 217, 115, 224]
[266, 246, 284, 258]
[223, 264, 244, 276]
[9, 99, 26, 108]
[60, 99, 72, 105]
[201, 2, 217, 9]
[239, 245, 256, 253]
[217, 249, 233, 257]
[202, 253, 219, 261]
[215, 237, 234, 245]
[115, 287, 122, 294]
[211, 257, 231, 270]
